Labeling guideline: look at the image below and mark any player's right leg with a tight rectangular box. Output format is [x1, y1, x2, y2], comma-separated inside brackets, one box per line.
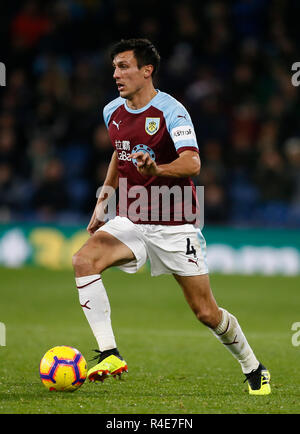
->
[72, 230, 134, 382]
[72, 229, 135, 277]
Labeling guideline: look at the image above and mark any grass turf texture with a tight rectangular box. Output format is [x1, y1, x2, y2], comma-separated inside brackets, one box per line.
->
[0, 266, 299, 414]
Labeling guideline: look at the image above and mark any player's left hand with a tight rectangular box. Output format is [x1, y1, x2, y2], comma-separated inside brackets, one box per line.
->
[129, 151, 159, 176]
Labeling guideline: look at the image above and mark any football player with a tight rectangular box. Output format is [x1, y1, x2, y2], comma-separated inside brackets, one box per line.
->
[72, 39, 270, 395]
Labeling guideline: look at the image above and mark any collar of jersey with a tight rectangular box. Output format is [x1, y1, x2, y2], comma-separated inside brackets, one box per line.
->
[124, 89, 160, 114]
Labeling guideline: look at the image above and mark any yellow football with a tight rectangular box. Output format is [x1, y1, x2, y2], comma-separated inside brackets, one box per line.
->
[39, 345, 87, 392]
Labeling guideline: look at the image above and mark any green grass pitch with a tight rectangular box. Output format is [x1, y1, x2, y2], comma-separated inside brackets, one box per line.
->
[0, 266, 300, 414]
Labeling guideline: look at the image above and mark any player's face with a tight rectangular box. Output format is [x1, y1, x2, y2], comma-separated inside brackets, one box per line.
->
[112, 50, 147, 100]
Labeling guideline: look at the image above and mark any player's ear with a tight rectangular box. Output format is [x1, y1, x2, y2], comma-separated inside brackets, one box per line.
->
[143, 64, 154, 79]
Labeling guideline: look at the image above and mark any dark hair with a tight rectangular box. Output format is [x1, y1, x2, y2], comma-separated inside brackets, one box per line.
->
[110, 38, 160, 77]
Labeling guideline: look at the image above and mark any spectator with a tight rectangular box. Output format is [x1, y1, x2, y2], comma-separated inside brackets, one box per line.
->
[255, 149, 294, 202]
[33, 158, 69, 220]
[27, 136, 54, 182]
[11, 0, 51, 49]
[284, 138, 300, 205]
[0, 163, 31, 220]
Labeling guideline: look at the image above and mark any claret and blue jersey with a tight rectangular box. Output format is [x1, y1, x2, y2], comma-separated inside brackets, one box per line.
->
[103, 90, 199, 225]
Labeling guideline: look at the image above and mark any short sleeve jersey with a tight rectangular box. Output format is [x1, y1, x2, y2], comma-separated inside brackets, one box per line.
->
[103, 90, 199, 225]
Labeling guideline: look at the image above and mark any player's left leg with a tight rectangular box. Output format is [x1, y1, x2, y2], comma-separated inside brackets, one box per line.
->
[173, 273, 271, 395]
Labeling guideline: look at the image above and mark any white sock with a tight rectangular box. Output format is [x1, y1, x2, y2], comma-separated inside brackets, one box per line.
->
[75, 274, 117, 352]
[212, 308, 259, 374]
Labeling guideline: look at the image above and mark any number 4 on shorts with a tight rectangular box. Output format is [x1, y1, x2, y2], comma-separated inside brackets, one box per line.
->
[186, 238, 196, 256]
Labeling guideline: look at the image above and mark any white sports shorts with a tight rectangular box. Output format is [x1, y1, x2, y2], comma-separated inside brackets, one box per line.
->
[98, 216, 208, 277]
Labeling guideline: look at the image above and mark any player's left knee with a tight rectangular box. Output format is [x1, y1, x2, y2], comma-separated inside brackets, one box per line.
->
[195, 306, 220, 329]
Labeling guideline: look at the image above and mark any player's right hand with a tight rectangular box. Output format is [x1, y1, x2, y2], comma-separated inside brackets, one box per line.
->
[87, 186, 116, 235]
[87, 209, 105, 235]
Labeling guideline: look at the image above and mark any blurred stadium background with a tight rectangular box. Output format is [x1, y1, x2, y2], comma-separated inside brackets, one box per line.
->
[0, 0, 300, 274]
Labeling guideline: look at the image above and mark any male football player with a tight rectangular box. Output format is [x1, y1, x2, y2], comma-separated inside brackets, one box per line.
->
[72, 38, 271, 395]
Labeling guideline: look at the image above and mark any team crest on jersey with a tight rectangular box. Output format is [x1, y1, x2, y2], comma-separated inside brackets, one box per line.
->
[145, 117, 160, 135]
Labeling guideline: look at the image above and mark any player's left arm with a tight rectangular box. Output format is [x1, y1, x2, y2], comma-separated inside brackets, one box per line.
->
[130, 101, 201, 177]
[129, 149, 200, 178]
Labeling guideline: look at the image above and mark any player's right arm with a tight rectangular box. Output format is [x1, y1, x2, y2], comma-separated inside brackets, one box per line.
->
[87, 151, 118, 235]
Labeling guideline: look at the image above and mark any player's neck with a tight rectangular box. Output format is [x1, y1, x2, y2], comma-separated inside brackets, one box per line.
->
[126, 85, 157, 110]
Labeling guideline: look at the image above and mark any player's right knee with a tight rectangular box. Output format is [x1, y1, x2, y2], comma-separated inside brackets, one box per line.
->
[72, 250, 88, 271]
[72, 250, 99, 274]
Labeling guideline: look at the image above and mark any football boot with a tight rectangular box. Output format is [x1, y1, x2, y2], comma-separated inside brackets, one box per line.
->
[244, 363, 271, 395]
[87, 348, 128, 383]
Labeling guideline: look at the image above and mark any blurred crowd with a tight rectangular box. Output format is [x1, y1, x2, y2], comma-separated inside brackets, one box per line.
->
[0, 0, 300, 226]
